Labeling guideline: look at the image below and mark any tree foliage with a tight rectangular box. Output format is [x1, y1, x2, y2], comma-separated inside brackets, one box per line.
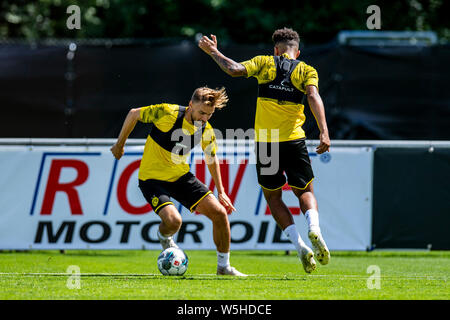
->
[1, 0, 449, 43]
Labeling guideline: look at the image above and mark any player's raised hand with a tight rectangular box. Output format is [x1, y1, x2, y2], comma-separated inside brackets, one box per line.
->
[218, 192, 236, 214]
[110, 143, 124, 160]
[211, 34, 218, 46]
[316, 132, 330, 154]
[198, 34, 218, 55]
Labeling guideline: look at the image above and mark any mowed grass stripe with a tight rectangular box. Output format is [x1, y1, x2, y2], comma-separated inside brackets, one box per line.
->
[0, 250, 449, 299]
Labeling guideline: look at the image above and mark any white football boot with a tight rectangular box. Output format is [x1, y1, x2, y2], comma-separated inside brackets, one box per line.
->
[308, 229, 330, 265]
[299, 245, 317, 273]
[217, 266, 248, 277]
[157, 232, 179, 250]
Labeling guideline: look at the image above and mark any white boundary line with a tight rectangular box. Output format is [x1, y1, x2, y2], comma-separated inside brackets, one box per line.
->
[0, 272, 447, 280]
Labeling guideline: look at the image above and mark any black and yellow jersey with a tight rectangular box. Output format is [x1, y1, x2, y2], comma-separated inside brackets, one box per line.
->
[138, 103, 217, 182]
[241, 53, 319, 142]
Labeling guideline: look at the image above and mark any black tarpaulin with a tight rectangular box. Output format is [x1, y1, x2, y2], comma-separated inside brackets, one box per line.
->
[0, 40, 449, 140]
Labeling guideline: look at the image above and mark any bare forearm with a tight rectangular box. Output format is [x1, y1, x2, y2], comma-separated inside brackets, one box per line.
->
[307, 93, 328, 134]
[205, 154, 236, 212]
[209, 50, 247, 77]
[207, 155, 225, 194]
[116, 108, 140, 146]
[305, 86, 330, 153]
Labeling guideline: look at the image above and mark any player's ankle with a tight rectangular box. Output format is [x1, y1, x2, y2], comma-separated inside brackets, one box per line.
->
[305, 209, 320, 232]
[157, 229, 172, 240]
[284, 224, 307, 249]
[217, 251, 230, 268]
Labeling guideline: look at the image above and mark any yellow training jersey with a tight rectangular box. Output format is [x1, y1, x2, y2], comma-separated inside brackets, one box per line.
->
[241, 53, 319, 142]
[138, 103, 217, 182]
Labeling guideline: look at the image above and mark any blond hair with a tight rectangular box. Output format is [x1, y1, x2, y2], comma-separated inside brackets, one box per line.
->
[191, 86, 229, 109]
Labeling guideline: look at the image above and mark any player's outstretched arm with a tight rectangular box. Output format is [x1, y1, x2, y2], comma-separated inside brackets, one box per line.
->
[110, 108, 141, 160]
[198, 34, 247, 78]
[306, 85, 330, 154]
[205, 153, 236, 214]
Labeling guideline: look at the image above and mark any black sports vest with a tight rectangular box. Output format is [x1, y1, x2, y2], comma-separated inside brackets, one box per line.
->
[149, 106, 206, 156]
[258, 55, 304, 104]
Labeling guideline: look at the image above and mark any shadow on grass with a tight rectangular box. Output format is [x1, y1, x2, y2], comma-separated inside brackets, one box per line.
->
[230, 251, 293, 257]
[330, 251, 449, 258]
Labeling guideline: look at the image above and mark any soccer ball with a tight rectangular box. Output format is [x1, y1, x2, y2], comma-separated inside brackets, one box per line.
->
[157, 247, 188, 276]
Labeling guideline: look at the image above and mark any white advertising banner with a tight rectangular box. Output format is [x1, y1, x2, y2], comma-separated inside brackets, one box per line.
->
[0, 141, 373, 251]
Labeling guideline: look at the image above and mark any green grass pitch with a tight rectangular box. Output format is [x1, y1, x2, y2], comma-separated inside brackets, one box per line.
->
[0, 250, 448, 300]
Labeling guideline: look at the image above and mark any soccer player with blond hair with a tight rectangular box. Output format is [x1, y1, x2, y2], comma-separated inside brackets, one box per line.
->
[111, 86, 247, 276]
[199, 28, 330, 273]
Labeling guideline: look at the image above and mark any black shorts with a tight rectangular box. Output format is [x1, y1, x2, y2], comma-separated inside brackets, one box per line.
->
[255, 138, 314, 190]
[138, 172, 212, 214]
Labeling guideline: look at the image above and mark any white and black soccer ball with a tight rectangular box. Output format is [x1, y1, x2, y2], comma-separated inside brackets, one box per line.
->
[157, 247, 188, 276]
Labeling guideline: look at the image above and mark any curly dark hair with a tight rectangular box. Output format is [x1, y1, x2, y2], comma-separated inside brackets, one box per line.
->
[272, 27, 300, 47]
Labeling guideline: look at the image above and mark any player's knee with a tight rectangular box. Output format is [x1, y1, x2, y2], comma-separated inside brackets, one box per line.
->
[218, 206, 228, 219]
[211, 206, 228, 223]
[165, 214, 182, 231]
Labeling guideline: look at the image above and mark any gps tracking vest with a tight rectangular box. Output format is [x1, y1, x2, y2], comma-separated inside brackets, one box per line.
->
[258, 55, 304, 104]
[149, 105, 206, 156]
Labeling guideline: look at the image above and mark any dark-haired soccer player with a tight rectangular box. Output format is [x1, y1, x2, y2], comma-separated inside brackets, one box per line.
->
[111, 87, 246, 276]
[199, 28, 330, 273]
